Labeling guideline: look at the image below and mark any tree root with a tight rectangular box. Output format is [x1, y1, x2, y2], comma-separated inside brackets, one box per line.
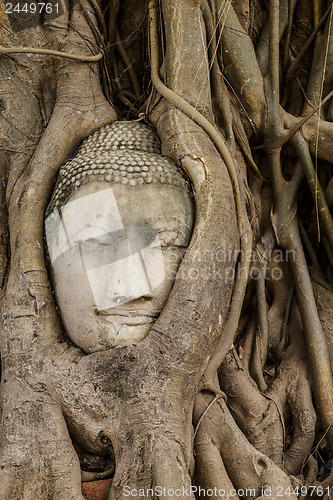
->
[219, 351, 284, 465]
[194, 392, 297, 499]
[0, 46, 103, 62]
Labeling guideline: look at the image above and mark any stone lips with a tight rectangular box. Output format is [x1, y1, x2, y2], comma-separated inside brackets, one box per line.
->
[46, 121, 189, 217]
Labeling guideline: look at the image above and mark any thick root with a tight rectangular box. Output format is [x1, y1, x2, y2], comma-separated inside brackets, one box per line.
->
[194, 393, 297, 500]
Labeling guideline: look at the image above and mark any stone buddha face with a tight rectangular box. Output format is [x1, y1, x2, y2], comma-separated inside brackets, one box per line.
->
[45, 122, 194, 353]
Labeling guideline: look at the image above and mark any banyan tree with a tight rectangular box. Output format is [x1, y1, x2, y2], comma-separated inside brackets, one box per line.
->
[1, 0, 333, 498]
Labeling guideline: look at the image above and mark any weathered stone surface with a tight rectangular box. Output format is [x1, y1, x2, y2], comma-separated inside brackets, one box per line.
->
[45, 122, 194, 352]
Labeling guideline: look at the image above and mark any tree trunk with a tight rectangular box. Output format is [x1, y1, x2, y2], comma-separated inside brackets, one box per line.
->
[1, 0, 333, 498]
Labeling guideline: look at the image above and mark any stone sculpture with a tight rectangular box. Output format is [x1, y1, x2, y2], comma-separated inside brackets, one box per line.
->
[45, 121, 194, 353]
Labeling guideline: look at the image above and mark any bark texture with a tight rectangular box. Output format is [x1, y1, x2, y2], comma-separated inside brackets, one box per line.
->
[1, 0, 333, 498]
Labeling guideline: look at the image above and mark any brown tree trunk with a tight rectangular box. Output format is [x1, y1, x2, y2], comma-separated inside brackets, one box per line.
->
[1, 0, 333, 498]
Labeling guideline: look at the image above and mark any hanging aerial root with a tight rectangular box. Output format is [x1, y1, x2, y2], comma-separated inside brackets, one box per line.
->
[149, 0, 252, 395]
[0, 46, 103, 61]
[194, 394, 225, 441]
[148, 0, 243, 234]
[285, 5, 332, 83]
[200, 0, 235, 148]
[261, 0, 333, 454]
[291, 133, 333, 250]
[282, 0, 297, 71]
[115, 28, 142, 100]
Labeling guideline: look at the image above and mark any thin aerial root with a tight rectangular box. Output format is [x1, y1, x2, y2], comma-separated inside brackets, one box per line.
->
[194, 395, 225, 441]
[115, 29, 142, 100]
[292, 133, 333, 248]
[0, 46, 103, 61]
[285, 5, 332, 82]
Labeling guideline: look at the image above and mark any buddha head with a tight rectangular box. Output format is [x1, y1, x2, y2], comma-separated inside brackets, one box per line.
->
[45, 121, 194, 354]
